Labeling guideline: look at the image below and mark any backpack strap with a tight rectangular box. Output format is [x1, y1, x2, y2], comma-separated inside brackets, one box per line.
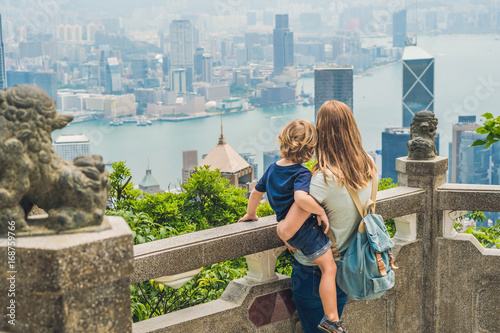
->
[345, 171, 378, 233]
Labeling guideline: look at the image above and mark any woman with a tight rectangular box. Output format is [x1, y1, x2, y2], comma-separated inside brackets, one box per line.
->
[277, 100, 377, 333]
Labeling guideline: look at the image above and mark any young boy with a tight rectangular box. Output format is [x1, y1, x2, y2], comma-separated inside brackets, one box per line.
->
[239, 119, 345, 333]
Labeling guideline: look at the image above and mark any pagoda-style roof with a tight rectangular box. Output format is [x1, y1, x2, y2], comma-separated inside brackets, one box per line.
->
[139, 169, 160, 187]
[200, 131, 250, 174]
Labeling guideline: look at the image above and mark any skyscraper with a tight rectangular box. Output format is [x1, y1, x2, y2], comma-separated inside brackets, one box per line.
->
[273, 14, 294, 76]
[314, 65, 354, 118]
[457, 131, 490, 184]
[182, 150, 198, 184]
[105, 57, 123, 95]
[0, 15, 6, 90]
[170, 20, 194, 69]
[382, 127, 410, 181]
[201, 54, 213, 83]
[449, 116, 479, 183]
[7, 70, 57, 101]
[402, 46, 434, 127]
[393, 10, 406, 48]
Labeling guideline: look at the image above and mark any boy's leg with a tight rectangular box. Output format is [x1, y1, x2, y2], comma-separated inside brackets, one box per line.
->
[313, 250, 340, 323]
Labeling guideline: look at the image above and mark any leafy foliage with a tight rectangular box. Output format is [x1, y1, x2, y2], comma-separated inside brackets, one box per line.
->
[109, 161, 142, 210]
[471, 113, 500, 148]
[454, 211, 500, 249]
[378, 178, 398, 238]
[107, 163, 258, 322]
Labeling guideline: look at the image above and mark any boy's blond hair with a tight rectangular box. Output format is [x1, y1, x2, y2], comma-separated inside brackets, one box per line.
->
[277, 119, 317, 164]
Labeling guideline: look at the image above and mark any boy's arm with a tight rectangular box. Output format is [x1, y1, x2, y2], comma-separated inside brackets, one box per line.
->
[238, 188, 265, 222]
[294, 190, 330, 232]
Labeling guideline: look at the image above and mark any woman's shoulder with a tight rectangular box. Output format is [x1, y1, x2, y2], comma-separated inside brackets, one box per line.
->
[311, 170, 339, 187]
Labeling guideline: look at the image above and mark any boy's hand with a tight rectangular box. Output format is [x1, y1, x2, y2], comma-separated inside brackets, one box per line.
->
[238, 213, 258, 222]
[316, 213, 330, 234]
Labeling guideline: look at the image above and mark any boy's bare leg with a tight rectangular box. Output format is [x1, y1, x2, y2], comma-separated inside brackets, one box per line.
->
[313, 250, 341, 325]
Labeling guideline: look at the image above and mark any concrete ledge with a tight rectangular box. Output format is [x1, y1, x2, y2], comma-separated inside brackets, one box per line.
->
[376, 187, 426, 219]
[132, 216, 282, 283]
[132, 187, 426, 283]
[437, 183, 500, 212]
[133, 275, 298, 333]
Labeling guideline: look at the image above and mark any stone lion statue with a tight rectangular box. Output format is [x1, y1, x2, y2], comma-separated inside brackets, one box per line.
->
[407, 110, 438, 160]
[0, 85, 109, 235]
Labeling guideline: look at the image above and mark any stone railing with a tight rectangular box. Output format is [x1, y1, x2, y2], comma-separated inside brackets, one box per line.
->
[4, 156, 499, 332]
[130, 156, 500, 333]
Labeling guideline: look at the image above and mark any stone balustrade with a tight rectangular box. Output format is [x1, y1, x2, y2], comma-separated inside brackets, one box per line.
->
[3, 156, 500, 332]
[130, 156, 500, 333]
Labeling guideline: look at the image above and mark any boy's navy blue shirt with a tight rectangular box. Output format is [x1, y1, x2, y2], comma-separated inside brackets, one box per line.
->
[255, 162, 311, 222]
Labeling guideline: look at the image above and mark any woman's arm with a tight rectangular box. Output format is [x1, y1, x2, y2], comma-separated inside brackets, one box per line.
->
[276, 202, 313, 242]
[294, 190, 330, 233]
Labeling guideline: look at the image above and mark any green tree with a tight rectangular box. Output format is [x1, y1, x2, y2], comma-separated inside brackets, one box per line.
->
[471, 113, 500, 148]
[180, 165, 248, 228]
[109, 161, 142, 210]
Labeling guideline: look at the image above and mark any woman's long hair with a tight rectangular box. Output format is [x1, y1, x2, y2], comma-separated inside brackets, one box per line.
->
[313, 100, 376, 190]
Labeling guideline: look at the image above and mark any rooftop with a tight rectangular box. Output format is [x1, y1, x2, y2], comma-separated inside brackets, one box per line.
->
[54, 134, 90, 144]
[402, 45, 434, 61]
[200, 129, 250, 174]
[139, 169, 160, 187]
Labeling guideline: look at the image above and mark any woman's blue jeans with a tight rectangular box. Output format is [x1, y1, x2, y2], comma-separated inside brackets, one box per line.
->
[291, 259, 348, 333]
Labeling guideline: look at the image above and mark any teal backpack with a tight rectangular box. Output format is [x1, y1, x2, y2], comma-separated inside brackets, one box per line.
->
[328, 173, 398, 301]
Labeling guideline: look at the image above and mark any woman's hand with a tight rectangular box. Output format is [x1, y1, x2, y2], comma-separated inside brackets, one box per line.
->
[238, 213, 258, 222]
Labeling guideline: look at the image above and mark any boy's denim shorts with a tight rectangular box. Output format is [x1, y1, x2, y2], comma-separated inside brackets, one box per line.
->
[285, 215, 332, 261]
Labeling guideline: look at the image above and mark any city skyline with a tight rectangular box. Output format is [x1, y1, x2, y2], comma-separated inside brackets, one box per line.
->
[0, 1, 498, 189]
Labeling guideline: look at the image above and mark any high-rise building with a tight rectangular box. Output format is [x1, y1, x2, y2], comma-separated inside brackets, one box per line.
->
[314, 65, 354, 118]
[402, 46, 434, 127]
[393, 10, 406, 48]
[7, 71, 57, 101]
[194, 47, 204, 76]
[171, 68, 187, 93]
[131, 59, 149, 81]
[240, 153, 258, 179]
[457, 131, 490, 184]
[105, 57, 123, 95]
[263, 150, 280, 173]
[53, 134, 91, 161]
[382, 127, 410, 181]
[162, 55, 170, 78]
[0, 15, 6, 90]
[247, 11, 257, 26]
[273, 14, 294, 76]
[449, 116, 480, 183]
[170, 20, 194, 69]
[201, 54, 213, 83]
[182, 150, 198, 184]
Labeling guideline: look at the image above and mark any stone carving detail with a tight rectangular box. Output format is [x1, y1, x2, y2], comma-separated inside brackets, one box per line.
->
[0, 85, 109, 235]
[407, 110, 438, 160]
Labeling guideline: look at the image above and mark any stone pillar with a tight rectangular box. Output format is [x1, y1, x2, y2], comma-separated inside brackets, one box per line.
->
[396, 156, 448, 333]
[0, 216, 134, 332]
[245, 247, 286, 283]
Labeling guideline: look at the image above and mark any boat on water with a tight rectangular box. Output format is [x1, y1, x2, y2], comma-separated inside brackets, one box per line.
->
[110, 119, 123, 126]
[147, 120, 152, 125]
[137, 118, 147, 126]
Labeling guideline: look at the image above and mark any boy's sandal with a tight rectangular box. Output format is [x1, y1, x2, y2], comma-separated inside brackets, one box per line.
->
[318, 316, 348, 333]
